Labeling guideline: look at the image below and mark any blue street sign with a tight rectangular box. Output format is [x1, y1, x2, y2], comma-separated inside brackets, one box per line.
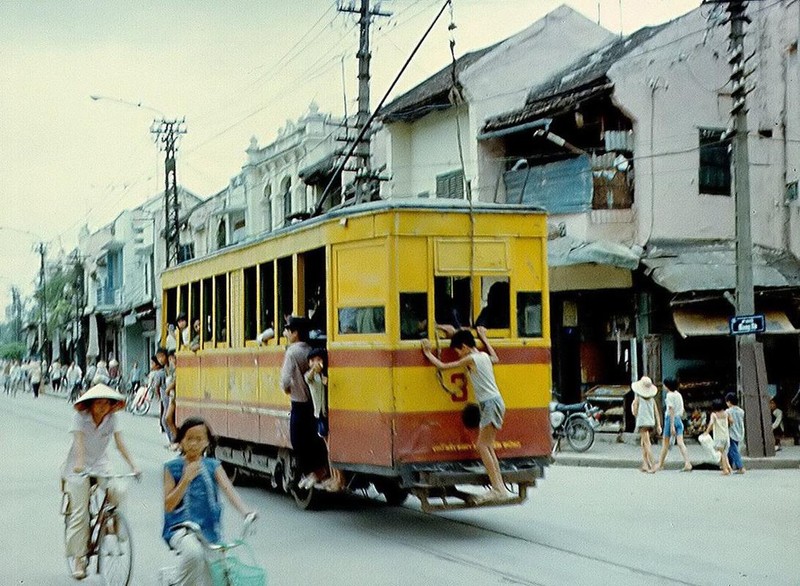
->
[729, 314, 766, 335]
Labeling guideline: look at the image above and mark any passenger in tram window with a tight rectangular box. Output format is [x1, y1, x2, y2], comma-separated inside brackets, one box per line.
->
[176, 313, 189, 349]
[356, 307, 384, 333]
[400, 294, 428, 340]
[338, 307, 358, 334]
[165, 323, 178, 352]
[475, 281, 510, 329]
[307, 285, 326, 338]
[421, 327, 514, 504]
[189, 320, 201, 352]
[281, 316, 327, 489]
[434, 293, 465, 338]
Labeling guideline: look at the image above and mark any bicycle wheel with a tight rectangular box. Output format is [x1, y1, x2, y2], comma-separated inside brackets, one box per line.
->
[566, 417, 595, 452]
[97, 511, 133, 585]
[132, 397, 151, 416]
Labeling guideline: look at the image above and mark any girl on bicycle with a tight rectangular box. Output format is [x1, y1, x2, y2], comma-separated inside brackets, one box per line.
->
[163, 417, 257, 586]
[61, 384, 140, 580]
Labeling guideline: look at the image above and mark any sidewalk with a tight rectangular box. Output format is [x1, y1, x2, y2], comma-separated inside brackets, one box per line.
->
[553, 431, 800, 470]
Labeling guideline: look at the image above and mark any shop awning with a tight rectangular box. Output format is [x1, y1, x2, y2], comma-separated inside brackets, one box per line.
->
[547, 234, 640, 291]
[672, 307, 799, 338]
[643, 241, 800, 293]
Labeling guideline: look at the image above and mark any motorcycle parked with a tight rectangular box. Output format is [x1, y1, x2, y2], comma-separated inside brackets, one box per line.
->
[550, 401, 602, 454]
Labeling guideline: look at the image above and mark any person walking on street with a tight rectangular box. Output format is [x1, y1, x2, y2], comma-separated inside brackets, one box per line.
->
[65, 361, 82, 402]
[770, 398, 784, 451]
[725, 392, 745, 473]
[655, 378, 692, 472]
[29, 359, 42, 398]
[632, 376, 661, 473]
[706, 398, 733, 475]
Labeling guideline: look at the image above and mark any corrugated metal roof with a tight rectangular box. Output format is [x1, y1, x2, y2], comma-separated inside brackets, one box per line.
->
[483, 23, 669, 133]
[642, 241, 800, 293]
[378, 43, 499, 123]
[548, 234, 640, 270]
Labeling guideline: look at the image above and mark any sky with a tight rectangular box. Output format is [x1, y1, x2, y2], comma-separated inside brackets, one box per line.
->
[0, 0, 702, 313]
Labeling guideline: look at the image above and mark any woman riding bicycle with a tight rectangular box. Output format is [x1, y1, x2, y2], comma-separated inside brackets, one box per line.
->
[61, 384, 140, 580]
[163, 417, 257, 586]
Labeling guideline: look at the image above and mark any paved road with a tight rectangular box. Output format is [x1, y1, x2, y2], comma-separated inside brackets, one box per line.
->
[1, 392, 797, 585]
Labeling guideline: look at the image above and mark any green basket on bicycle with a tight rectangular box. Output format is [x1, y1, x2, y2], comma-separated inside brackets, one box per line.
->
[208, 548, 267, 586]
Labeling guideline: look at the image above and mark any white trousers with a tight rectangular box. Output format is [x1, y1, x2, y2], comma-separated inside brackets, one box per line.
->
[168, 530, 212, 586]
[63, 476, 126, 558]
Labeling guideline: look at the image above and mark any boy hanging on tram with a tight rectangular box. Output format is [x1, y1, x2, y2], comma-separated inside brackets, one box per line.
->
[421, 326, 515, 504]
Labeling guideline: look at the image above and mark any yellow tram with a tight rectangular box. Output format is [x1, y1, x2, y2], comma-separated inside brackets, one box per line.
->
[162, 200, 551, 510]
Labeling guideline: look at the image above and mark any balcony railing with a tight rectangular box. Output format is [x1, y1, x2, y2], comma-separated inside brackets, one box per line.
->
[96, 287, 123, 307]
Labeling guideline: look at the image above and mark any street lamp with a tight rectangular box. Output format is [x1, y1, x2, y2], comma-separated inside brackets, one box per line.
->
[89, 94, 166, 118]
[90, 94, 186, 268]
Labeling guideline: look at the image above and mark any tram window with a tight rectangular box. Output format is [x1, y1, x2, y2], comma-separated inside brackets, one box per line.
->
[215, 274, 228, 344]
[517, 292, 543, 338]
[259, 261, 275, 336]
[202, 278, 213, 343]
[400, 293, 427, 340]
[190, 281, 200, 333]
[339, 307, 385, 334]
[277, 256, 293, 326]
[161, 288, 178, 346]
[475, 278, 510, 329]
[178, 284, 189, 321]
[434, 276, 470, 331]
[243, 266, 257, 342]
[164, 288, 177, 330]
[303, 247, 327, 337]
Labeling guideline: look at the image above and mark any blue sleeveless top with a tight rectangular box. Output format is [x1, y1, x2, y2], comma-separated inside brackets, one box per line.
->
[162, 457, 222, 545]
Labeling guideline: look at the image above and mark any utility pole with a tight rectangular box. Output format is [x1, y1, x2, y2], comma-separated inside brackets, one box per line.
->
[36, 242, 48, 362]
[151, 118, 187, 268]
[11, 286, 22, 344]
[338, 0, 391, 203]
[707, 0, 773, 456]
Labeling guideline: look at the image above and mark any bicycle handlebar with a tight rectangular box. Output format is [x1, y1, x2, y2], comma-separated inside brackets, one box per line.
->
[172, 513, 258, 552]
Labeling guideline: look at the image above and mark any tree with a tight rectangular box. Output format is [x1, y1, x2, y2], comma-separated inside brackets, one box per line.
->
[0, 341, 25, 361]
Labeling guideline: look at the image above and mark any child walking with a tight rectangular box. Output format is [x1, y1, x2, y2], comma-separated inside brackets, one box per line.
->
[631, 376, 661, 473]
[61, 384, 140, 580]
[163, 417, 257, 586]
[655, 378, 692, 472]
[706, 398, 733, 475]
[422, 326, 513, 504]
[725, 392, 746, 473]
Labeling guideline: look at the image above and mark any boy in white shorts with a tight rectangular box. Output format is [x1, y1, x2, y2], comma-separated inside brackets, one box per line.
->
[422, 326, 512, 503]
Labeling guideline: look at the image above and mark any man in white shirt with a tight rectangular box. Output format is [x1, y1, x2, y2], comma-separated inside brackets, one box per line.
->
[655, 378, 693, 472]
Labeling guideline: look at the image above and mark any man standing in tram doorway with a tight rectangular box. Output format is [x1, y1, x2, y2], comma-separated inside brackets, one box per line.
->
[281, 316, 326, 488]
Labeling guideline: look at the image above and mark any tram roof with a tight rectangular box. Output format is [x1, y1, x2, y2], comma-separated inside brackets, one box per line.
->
[167, 199, 545, 273]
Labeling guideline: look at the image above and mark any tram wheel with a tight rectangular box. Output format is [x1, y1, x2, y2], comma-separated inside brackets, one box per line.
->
[291, 485, 318, 510]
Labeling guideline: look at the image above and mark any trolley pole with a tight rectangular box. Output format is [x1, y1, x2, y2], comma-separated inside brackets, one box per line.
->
[37, 242, 48, 364]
